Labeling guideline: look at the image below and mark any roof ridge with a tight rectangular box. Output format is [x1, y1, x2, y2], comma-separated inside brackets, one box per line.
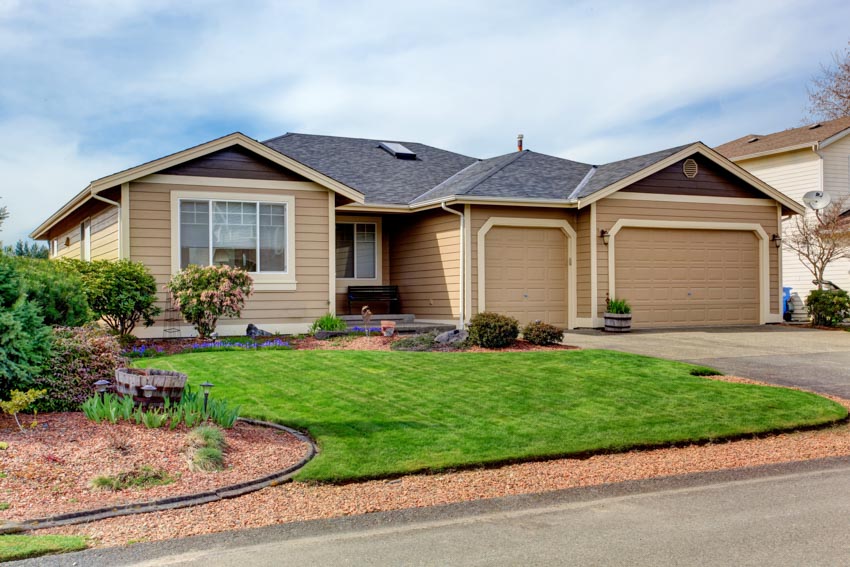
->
[409, 158, 484, 203]
[457, 151, 528, 196]
[409, 150, 528, 204]
[567, 165, 598, 201]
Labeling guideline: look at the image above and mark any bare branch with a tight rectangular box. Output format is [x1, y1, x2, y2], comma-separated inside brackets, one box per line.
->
[783, 195, 850, 289]
[806, 42, 850, 121]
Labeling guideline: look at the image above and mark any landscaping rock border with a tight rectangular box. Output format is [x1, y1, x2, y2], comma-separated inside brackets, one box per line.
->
[0, 419, 317, 534]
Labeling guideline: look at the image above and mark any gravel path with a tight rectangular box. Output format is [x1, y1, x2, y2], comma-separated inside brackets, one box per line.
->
[0, 414, 310, 523]
[35, 378, 850, 549]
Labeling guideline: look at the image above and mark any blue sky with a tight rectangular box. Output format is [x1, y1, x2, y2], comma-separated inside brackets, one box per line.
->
[1, 0, 848, 243]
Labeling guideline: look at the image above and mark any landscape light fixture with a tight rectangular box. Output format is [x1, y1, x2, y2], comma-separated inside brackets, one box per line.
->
[771, 234, 782, 248]
[141, 384, 157, 398]
[200, 381, 214, 414]
[93, 379, 111, 403]
[600, 229, 610, 246]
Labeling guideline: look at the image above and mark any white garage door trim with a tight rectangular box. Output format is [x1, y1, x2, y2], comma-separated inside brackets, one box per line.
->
[477, 217, 577, 329]
[606, 219, 769, 325]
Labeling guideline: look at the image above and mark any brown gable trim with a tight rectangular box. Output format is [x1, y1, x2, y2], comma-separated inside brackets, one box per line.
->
[160, 146, 309, 182]
[620, 155, 765, 199]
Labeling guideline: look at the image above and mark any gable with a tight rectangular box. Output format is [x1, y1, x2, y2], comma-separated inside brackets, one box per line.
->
[160, 145, 309, 182]
[621, 155, 765, 199]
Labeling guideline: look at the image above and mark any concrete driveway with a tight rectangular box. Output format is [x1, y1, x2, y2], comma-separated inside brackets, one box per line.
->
[564, 325, 850, 398]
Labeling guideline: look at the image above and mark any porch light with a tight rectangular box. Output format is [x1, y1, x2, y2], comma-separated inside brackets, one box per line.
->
[771, 234, 782, 248]
[600, 229, 610, 246]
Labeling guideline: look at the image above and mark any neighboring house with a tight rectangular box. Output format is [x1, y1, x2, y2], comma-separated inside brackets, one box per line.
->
[31, 132, 802, 336]
[716, 116, 850, 297]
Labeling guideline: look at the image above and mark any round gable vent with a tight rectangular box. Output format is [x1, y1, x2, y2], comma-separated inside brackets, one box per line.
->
[683, 158, 698, 179]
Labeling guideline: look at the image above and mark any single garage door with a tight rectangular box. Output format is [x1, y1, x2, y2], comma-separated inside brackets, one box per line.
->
[615, 228, 759, 328]
[485, 226, 568, 327]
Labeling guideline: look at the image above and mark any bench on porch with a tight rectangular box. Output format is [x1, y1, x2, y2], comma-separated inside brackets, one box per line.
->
[347, 285, 401, 315]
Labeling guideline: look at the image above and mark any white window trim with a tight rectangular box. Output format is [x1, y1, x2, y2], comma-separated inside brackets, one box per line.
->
[81, 219, 91, 261]
[335, 216, 382, 293]
[170, 190, 296, 291]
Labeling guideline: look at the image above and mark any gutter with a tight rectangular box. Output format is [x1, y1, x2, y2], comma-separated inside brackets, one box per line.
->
[441, 202, 464, 330]
[91, 192, 122, 259]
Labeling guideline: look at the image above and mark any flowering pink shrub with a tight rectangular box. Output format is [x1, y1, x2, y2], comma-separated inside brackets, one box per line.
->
[166, 265, 254, 339]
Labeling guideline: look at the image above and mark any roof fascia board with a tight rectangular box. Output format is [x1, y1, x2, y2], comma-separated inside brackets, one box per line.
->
[816, 127, 850, 150]
[30, 184, 94, 239]
[729, 142, 817, 162]
[577, 142, 805, 215]
[89, 133, 365, 203]
[411, 194, 577, 209]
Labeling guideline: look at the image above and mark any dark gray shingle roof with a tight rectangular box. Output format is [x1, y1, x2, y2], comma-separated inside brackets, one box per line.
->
[263, 133, 477, 205]
[575, 143, 693, 199]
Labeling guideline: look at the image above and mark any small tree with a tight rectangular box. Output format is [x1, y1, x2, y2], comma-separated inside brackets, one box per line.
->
[166, 265, 254, 339]
[806, 41, 850, 121]
[4, 239, 48, 259]
[783, 197, 850, 290]
[70, 259, 161, 337]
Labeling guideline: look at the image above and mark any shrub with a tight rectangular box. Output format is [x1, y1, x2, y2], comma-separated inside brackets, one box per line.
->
[166, 265, 254, 339]
[91, 466, 175, 491]
[689, 367, 722, 377]
[391, 332, 437, 352]
[68, 259, 160, 336]
[522, 321, 564, 346]
[31, 325, 124, 413]
[13, 257, 91, 326]
[806, 289, 850, 327]
[606, 298, 631, 314]
[308, 313, 348, 334]
[0, 257, 52, 400]
[0, 389, 46, 432]
[468, 312, 519, 349]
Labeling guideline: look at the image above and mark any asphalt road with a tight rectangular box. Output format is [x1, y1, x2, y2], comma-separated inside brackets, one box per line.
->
[564, 325, 850, 398]
[20, 458, 850, 567]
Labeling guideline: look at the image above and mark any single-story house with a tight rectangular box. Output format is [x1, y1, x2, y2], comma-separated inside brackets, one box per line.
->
[716, 116, 850, 297]
[31, 131, 803, 336]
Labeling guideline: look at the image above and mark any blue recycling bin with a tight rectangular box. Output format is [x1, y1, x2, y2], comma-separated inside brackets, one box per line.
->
[782, 286, 792, 315]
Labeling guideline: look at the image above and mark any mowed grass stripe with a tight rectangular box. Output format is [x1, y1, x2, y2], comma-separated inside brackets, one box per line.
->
[138, 349, 847, 482]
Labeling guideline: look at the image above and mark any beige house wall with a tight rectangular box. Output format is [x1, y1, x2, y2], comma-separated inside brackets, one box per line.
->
[128, 180, 332, 337]
[575, 207, 592, 319]
[389, 208, 461, 321]
[595, 198, 780, 321]
[90, 206, 119, 260]
[737, 146, 850, 296]
[469, 205, 577, 318]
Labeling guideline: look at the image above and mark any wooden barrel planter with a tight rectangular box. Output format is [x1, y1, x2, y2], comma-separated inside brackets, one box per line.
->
[115, 368, 188, 406]
[603, 313, 632, 333]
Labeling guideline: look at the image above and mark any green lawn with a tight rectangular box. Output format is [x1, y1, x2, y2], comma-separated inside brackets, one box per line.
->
[137, 350, 847, 482]
[0, 535, 87, 562]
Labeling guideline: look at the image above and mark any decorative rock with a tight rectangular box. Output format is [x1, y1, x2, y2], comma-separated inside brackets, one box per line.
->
[435, 329, 469, 344]
[246, 323, 273, 338]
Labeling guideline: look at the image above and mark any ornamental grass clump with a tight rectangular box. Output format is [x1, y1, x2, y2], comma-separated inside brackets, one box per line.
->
[166, 265, 254, 339]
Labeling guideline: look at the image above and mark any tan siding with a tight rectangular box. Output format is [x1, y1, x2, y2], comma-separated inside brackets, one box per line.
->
[128, 181, 331, 333]
[469, 206, 577, 317]
[389, 208, 460, 320]
[596, 199, 780, 318]
[90, 206, 119, 260]
[53, 224, 81, 260]
[575, 207, 591, 318]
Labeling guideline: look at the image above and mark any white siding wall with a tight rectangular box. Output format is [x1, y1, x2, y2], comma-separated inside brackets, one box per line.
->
[736, 149, 850, 297]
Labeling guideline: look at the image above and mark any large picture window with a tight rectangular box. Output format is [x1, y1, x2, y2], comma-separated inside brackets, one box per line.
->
[180, 199, 287, 273]
[336, 222, 376, 279]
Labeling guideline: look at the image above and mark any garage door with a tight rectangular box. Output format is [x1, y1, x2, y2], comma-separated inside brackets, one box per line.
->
[484, 226, 568, 327]
[615, 228, 759, 328]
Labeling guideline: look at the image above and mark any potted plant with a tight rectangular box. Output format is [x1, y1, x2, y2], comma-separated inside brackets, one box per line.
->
[604, 298, 632, 332]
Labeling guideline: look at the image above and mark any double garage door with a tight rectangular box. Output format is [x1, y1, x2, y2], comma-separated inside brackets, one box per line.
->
[484, 225, 760, 329]
[615, 228, 760, 328]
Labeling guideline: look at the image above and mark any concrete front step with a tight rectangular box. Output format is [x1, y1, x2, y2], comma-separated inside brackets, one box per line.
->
[339, 313, 415, 324]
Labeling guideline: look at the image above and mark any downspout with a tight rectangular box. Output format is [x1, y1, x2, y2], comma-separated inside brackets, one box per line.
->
[91, 193, 121, 259]
[441, 201, 464, 330]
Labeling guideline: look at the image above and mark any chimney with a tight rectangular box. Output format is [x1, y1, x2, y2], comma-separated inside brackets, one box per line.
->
[517, 134, 524, 152]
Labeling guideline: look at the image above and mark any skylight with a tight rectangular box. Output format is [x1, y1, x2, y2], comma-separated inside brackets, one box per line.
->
[379, 142, 417, 160]
[809, 123, 822, 130]
[746, 137, 759, 143]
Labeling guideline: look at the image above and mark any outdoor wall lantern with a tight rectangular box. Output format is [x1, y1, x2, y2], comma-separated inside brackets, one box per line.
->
[200, 381, 214, 413]
[600, 229, 610, 246]
[93, 379, 111, 403]
[771, 234, 782, 248]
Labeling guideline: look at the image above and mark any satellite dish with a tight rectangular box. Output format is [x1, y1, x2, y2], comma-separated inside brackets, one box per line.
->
[802, 190, 831, 210]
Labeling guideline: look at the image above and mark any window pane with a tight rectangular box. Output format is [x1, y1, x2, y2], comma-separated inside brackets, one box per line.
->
[180, 200, 210, 269]
[335, 224, 354, 278]
[355, 224, 376, 279]
[259, 203, 286, 272]
[212, 201, 257, 271]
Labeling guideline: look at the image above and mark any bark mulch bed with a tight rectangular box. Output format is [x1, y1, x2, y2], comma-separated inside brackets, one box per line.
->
[24, 378, 850, 549]
[0, 413, 310, 523]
